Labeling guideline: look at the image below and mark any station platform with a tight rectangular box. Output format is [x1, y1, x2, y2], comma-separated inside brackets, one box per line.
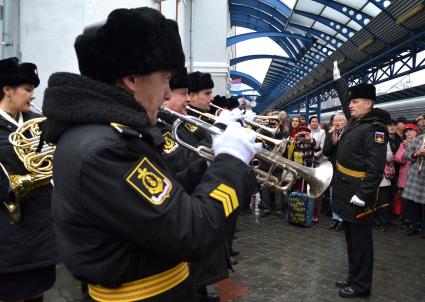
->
[46, 213, 425, 302]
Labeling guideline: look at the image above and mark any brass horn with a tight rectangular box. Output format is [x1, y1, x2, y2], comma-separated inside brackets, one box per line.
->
[1, 117, 54, 222]
[208, 103, 279, 136]
[161, 106, 333, 198]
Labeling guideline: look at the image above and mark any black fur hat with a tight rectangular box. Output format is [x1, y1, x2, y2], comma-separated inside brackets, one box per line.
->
[0, 57, 40, 88]
[188, 71, 214, 93]
[348, 83, 376, 102]
[226, 96, 240, 110]
[212, 95, 226, 107]
[169, 67, 189, 90]
[74, 7, 185, 84]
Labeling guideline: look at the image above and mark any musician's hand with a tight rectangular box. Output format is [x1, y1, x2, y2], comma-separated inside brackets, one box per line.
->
[350, 195, 365, 207]
[213, 122, 262, 165]
[244, 110, 257, 122]
[333, 61, 341, 81]
[215, 108, 244, 126]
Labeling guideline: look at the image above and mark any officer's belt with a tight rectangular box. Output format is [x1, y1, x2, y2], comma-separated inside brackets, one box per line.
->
[88, 262, 189, 302]
[336, 162, 366, 178]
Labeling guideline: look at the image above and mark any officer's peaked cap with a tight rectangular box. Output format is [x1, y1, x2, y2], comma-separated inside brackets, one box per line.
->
[0, 57, 40, 89]
[74, 7, 185, 84]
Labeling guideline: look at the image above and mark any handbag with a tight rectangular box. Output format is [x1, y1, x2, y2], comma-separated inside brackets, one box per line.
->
[384, 161, 395, 179]
[393, 192, 404, 215]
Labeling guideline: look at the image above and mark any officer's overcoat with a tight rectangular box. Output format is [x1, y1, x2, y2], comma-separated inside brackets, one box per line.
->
[333, 79, 390, 224]
[42, 73, 256, 301]
[0, 111, 56, 273]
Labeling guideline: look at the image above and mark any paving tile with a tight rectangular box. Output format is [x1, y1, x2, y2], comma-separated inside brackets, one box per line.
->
[45, 214, 425, 301]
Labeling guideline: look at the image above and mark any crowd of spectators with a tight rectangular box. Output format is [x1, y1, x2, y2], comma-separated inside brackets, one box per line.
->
[253, 109, 425, 239]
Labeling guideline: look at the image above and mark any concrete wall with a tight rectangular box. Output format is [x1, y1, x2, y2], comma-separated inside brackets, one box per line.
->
[190, 0, 229, 96]
[15, 0, 230, 105]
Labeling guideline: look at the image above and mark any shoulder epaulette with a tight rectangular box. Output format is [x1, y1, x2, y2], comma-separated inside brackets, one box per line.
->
[110, 122, 142, 138]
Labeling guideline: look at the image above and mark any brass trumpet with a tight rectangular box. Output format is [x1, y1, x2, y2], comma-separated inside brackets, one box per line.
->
[254, 115, 280, 127]
[203, 103, 279, 136]
[186, 105, 282, 147]
[161, 106, 333, 198]
[1, 117, 54, 222]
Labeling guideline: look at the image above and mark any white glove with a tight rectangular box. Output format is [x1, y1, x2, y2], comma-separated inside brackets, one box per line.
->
[244, 110, 257, 122]
[333, 61, 341, 80]
[215, 108, 244, 126]
[213, 122, 263, 165]
[350, 195, 365, 207]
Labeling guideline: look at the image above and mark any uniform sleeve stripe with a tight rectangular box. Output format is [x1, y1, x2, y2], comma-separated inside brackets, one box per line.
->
[217, 184, 239, 209]
[209, 184, 239, 217]
[209, 190, 232, 217]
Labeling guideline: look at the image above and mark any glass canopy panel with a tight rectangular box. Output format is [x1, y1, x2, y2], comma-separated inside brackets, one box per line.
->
[362, 2, 382, 17]
[347, 20, 363, 31]
[295, 0, 325, 14]
[312, 22, 338, 37]
[321, 7, 350, 24]
[290, 14, 315, 26]
[335, 0, 369, 10]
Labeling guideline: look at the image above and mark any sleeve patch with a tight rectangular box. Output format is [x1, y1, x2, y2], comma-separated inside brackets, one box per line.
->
[374, 132, 385, 143]
[162, 131, 179, 154]
[209, 184, 239, 217]
[126, 157, 172, 206]
[184, 122, 198, 133]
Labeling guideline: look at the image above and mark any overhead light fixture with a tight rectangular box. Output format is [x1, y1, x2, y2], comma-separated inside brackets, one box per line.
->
[358, 37, 374, 51]
[396, 3, 424, 26]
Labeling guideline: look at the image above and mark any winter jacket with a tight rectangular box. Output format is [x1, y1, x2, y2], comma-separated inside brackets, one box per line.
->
[310, 127, 326, 163]
[333, 78, 390, 224]
[394, 143, 412, 188]
[402, 134, 425, 205]
[41, 72, 257, 301]
[0, 111, 57, 273]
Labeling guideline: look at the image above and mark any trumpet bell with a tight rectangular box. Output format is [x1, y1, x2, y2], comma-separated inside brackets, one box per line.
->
[305, 161, 333, 198]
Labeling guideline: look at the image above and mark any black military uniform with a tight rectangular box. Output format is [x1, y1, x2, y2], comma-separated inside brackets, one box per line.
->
[41, 8, 257, 302]
[157, 110, 230, 298]
[187, 104, 213, 146]
[157, 110, 206, 174]
[0, 58, 57, 301]
[333, 79, 389, 297]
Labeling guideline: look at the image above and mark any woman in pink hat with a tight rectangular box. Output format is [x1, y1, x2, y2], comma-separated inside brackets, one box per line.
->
[394, 123, 419, 231]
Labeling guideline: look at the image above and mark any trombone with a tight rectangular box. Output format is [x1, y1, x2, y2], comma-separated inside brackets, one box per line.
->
[161, 106, 333, 198]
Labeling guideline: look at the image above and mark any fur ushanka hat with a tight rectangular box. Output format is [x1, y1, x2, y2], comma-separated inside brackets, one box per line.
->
[169, 67, 189, 90]
[0, 57, 40, 89]
[188, 71, 214, 93]
[74, 7, 185, 84]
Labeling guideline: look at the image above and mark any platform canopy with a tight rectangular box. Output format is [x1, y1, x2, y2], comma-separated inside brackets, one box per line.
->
[228, 0, 401, 112]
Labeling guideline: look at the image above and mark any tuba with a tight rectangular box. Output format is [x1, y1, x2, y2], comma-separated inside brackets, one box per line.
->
[161, 106, 333, 198]
[1, 117, 54, 222]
